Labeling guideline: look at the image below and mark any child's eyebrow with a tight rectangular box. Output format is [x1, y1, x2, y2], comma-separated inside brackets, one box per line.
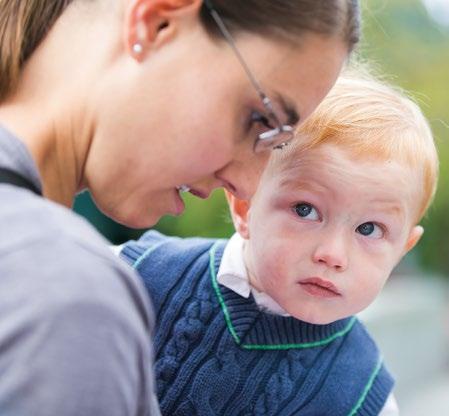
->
[279, 177, 326, 193]
[367, 200, 406, 218]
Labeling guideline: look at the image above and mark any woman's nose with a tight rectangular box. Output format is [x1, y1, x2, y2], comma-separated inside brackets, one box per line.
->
[215, 148, 270, 200]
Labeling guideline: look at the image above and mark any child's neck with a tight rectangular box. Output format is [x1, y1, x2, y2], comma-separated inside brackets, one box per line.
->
[242, 240, 265, 292]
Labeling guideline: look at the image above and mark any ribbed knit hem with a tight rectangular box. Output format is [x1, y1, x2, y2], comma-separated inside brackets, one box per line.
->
[210, 241, 357, 349]
[348, 361, 394, 416]
[120, 241, 144, 266]
[121, 231, 176, 268]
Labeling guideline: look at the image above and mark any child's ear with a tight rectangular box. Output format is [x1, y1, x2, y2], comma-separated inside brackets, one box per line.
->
[404, 225, 424, 254]
[224, 190, 251, 240]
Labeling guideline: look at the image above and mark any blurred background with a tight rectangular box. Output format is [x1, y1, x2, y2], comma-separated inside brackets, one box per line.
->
[74, 0, 449, 413]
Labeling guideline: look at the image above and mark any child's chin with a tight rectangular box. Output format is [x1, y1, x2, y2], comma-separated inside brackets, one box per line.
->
[292, 311, 344, 325]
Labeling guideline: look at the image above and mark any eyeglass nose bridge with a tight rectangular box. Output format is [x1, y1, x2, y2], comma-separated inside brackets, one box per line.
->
[258, 124, 293, 141]
[256, 124, 294, 152]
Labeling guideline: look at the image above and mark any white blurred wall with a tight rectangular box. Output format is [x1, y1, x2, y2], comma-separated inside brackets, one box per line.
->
[359, 275, 449, 415]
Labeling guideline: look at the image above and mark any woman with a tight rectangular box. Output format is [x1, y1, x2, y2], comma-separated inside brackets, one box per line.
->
[0, 0, 359, 415]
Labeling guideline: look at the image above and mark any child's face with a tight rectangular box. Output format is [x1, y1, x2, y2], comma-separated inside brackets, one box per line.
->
[232, 144, 423, 324]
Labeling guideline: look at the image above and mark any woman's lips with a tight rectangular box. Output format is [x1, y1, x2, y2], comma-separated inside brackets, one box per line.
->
[172, 188, 186, 216]
[298, 277, 341, 298]
[173, 185, 209, 216]
[176, 185, 190, 193]
[188, 188, 209, 199]
[176, 185, 209, 200]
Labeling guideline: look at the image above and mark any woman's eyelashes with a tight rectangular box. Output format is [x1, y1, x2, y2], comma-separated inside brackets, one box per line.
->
[249, 110, 274, 139]
[250, 110, 274, 130]
[293, 202, 320, 221]
[356, 222, 385, 239]
[246, 110, 275, 151]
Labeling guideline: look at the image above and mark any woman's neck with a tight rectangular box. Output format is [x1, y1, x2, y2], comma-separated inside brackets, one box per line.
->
[0, 97, 92, 207]
[0, 1, 115, 207]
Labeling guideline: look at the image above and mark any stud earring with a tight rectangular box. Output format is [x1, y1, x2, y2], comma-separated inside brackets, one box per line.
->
[132, 43, 143, 54]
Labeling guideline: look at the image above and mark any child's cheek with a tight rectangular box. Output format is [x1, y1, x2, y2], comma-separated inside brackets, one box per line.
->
[262, 259, 288, 295]
[352, 278, 384, 314]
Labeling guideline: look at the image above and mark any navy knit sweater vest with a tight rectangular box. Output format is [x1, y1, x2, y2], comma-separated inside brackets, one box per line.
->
[122, 231, 394, 416]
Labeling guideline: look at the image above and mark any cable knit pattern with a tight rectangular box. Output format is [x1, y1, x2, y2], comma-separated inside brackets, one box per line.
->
[121, 231, 394, 416]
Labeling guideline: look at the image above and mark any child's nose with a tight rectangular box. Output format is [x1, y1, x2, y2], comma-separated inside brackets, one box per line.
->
[312, 239, 348, 272]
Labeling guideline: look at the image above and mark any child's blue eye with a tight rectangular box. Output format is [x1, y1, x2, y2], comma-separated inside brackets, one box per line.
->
[294, 203, 319, 220]
[356, 222, 384, 239]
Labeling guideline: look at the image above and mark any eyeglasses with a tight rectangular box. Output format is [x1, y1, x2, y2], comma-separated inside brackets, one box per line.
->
[204, 1, 295, 153]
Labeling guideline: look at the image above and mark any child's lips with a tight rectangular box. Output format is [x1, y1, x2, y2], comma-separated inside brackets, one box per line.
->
[298, 277, 341, 298]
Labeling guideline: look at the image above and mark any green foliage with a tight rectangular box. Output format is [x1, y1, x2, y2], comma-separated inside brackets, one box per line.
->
[73, 0, 449, 274]
[155, 190, 234, 239]
[359, 0, 449, 274]
[73, 189, 234, 243]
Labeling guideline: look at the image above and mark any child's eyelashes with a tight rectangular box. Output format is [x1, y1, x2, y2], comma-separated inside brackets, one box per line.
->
[293, 202, 320, 221]
[290, 201, 387, 240]
[291, 202, 387, 240]
[356, 222, 385, 239]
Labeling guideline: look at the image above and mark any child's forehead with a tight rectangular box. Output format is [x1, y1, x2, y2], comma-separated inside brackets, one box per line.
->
[264, 144, 422, 216]
[272, 143, 410, 181]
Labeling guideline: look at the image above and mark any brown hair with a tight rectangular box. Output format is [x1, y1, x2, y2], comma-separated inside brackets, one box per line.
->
[201, 0, 360, 50]
[0, 0, 73, 100]
[0, 0, 360, 101]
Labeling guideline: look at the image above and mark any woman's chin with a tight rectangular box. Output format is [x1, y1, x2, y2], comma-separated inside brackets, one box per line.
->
[99, 203, 161, 230]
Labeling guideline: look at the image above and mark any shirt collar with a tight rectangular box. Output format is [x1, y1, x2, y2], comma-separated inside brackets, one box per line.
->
[217, 233, 289, 316]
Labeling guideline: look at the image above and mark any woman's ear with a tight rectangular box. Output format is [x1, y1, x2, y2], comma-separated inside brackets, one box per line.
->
[125, 0, 202, 59]
[404, 225, 424, 254]
[224, 190, 251, 240]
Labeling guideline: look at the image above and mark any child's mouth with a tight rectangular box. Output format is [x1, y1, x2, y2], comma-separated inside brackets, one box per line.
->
[298, 277, 341, 298]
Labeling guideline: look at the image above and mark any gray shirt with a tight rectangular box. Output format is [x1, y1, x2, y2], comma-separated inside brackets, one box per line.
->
[0, 126, 160, 416]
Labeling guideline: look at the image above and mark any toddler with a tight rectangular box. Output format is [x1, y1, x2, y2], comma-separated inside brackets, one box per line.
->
[120, 74, 438, 415]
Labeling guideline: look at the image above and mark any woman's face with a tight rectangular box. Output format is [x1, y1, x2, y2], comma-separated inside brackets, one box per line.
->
[85, 17, 347, 227]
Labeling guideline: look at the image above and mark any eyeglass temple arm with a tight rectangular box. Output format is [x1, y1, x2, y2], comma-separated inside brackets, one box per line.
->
[204, 3, 278, 109]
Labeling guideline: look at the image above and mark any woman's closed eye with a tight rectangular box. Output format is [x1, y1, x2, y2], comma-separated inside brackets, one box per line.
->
[250, 110, 275, 131]
[249, 109, 274, 136]
[356, 222, 384, 239]
[247, 110, 278, 151]
[293, 202, 320, 221]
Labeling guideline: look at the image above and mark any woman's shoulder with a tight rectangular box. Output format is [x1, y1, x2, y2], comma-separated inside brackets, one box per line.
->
[0, 189, 152, 328]
[0, 187, 108, 255]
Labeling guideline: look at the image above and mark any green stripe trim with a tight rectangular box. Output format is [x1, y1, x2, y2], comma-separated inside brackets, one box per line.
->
[209, 241, 242, 345]
[209, 241, 356, 350]
[132, 241, 166, 270]
[347, 356, 383, 416]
